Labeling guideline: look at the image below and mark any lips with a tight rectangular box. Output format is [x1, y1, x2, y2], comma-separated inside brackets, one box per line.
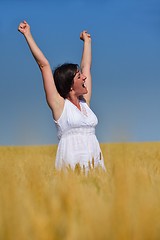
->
[82, 82, 86, 88]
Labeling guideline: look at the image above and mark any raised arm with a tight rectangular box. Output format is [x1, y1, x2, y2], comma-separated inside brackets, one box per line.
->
[18, 20, 64, 121]
[80, 31, 92, 105]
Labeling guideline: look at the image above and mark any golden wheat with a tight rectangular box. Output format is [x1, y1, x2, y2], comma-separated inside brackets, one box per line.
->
[0, 142, 160, 240]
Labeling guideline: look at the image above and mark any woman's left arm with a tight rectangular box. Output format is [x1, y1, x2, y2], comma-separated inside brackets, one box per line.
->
[80, 31, 92, 105]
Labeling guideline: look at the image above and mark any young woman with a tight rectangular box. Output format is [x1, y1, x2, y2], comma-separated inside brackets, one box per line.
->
[18, 20, 106, 172]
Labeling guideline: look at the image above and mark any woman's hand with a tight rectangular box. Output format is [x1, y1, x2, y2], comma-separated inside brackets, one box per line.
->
[80, 30, 91, 42]
[18, 20, 30, 36]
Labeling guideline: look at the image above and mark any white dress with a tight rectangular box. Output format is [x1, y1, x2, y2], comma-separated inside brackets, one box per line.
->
[54, 99, 106, 172]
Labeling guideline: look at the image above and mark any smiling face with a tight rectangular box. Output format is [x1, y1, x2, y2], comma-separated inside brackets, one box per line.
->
[71, 69, 88, 97]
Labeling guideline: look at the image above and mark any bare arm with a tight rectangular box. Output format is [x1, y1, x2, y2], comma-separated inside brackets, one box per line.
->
[18, 20, 64, 121]
[80, 31, 92, 105]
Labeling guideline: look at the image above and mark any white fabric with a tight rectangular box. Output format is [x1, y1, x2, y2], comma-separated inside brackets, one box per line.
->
[54, 99, 106, 171]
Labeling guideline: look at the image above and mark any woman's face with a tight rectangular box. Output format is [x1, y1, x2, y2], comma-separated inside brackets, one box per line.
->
[72, 70, 88, 96]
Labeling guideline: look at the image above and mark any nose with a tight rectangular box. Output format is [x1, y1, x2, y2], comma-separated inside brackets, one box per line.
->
[82, 74, 87, 80]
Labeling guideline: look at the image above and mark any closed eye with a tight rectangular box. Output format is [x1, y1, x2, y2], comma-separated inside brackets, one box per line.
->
[76, 72, 81, 79]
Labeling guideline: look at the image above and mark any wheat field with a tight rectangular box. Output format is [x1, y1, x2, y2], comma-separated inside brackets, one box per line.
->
[1, 142, 160, 240]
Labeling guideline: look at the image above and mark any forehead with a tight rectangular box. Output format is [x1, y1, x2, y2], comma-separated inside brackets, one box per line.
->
[74, 67, 81, 76]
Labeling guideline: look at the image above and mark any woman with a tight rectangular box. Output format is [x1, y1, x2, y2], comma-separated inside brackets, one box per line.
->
[18, 20, 106, 172]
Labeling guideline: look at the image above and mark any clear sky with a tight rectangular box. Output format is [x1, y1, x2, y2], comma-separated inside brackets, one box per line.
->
[1, 0, 160, 145]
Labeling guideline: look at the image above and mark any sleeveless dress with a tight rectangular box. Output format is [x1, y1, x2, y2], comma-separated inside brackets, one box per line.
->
[54, 99, 106, 172]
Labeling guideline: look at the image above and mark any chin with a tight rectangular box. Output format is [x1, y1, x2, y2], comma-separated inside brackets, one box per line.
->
[84, 89, 88, 94]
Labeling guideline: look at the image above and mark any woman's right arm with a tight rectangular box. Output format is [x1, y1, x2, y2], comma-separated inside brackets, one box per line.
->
[18, 20, 64, 120]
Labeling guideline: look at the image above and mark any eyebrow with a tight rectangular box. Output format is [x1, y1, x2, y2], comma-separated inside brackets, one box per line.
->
[75, 70, 80, 77]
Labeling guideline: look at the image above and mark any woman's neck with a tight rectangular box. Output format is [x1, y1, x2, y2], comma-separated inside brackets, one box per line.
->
[67, 96, 81, 110]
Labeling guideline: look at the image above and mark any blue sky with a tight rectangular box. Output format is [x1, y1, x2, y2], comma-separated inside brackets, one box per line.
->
[1, 0, 160, 145]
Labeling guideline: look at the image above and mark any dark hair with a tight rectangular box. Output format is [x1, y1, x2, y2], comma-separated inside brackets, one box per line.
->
[53, 63, 79, 98]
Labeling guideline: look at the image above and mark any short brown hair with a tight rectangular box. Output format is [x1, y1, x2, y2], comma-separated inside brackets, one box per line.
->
[53, 63, 79, 98]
